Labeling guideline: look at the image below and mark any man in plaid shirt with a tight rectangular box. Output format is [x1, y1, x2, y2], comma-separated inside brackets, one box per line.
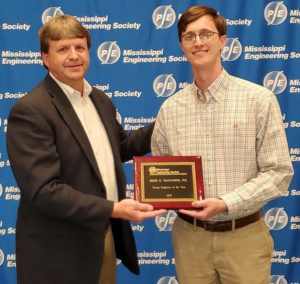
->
[151, 5, 294, 284]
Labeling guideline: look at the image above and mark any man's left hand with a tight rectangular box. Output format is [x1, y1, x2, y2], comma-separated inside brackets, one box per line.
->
[178, 198, 227, 221]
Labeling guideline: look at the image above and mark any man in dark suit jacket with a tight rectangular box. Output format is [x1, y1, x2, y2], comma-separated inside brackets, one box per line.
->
[6, 15, 165, 284]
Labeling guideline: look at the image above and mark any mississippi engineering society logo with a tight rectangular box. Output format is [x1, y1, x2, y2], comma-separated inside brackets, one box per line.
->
[221, 38, 242, 61]
[157, 276, 178, 284]
[97, 41, 121, 64]
[264, 208, 288, 230]
[263, 71, 287, 94]
[153, 74, 177, 98]
[41, 7, 64, 24]
[264, 2, 288, 25]
[155, 210, 177, 231]
[152, 5, 176, 29]
[0, 249, 4, 266]
[270, 275, 288, 284]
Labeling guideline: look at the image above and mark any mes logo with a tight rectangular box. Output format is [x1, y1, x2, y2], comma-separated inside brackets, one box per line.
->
[155, 210, 177, 231]
[157, 276, 178, 284]
[41, 7, 64, 24]
[264, 2, 288, 25]
[221, 38, 242, 61]
[0, 249, 4, 266]
[97, 41, 121, 64]
[264, 208, 288, 230]
[153, 74, 177, 98]
[152, 5, 176, 29]
[270, 275, 288, 284]
[263, 71, 287, 94]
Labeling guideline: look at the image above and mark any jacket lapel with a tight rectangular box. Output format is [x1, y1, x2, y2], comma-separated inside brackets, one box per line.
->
[44, 75, 102, 181]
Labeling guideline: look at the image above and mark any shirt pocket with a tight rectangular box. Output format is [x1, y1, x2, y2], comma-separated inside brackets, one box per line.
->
[219, 121, 256, 159]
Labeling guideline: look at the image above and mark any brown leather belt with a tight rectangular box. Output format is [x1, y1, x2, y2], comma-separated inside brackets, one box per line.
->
[178, 211, 261, 232]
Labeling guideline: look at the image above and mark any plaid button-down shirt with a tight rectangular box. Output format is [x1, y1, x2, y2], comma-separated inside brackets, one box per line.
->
[151, 69, 294, 221]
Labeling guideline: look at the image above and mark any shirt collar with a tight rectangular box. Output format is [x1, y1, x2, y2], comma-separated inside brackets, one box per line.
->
[49, 72, 93, 102]
[192, 69, 229, 102]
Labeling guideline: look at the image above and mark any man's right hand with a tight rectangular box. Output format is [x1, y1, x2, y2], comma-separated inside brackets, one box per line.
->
[112, 199, 166, 223]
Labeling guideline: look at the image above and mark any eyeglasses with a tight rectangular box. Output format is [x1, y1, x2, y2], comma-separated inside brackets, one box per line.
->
[181, 31, 219, 45]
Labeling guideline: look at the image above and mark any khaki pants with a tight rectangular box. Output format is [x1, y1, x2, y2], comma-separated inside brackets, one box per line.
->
[172, 216, 274, 284]
[99, 226, 117, 284]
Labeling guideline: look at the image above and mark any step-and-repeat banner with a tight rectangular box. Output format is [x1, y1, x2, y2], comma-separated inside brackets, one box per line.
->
[0, 1, 299, 283]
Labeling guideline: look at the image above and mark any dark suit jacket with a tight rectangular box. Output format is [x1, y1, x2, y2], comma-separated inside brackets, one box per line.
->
[6, 74, 153, 284]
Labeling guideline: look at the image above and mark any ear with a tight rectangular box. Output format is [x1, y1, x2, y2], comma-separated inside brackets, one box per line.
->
[219, 35, 227, 50]
[41, 52, 49, 68]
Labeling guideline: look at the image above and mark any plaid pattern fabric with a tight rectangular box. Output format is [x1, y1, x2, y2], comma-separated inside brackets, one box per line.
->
[151, 69, 294, 221]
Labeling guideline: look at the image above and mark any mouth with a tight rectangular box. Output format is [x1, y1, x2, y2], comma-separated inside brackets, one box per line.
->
[192, 50, 208, 55]
[67, 64, 82, 68]
[66, 64, 83, 71]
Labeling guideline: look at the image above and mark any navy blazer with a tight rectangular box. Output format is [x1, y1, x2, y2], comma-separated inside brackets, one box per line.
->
[6, 74, 153, 284]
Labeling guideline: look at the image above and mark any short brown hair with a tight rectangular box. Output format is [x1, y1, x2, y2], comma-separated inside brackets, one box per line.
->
[178, 6, 227, 41]
[39, 14, 91, 53]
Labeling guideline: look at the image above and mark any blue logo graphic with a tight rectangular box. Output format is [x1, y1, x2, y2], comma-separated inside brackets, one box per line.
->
[264, 2, 288, 25]
[116, 110, 122, 124]
[265, 208, 288, 230]
[97, 41, 121, 64]
[263, 71, 287, 94]
[270, 275, 288, 284]
[221, 38, 242, 61]
[157, 276, 178, 284]
[153, 74, 177, 97]
[0, 249, 4, 266]
[155, 210, 177, 231]
[41, 7, 64, 24]
[152, 6, 176, 29]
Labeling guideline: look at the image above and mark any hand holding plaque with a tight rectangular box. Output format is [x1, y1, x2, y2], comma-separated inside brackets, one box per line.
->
[133, 156, 204, 209]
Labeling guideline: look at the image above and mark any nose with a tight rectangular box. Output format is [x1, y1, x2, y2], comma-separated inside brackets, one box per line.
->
[69, 47, 79, 59]
[194, 35, 203, 45]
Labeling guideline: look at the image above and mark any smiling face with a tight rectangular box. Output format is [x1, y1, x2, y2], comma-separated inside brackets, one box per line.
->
[42, 37, 90, 92]
[180, 15, 227, 71]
